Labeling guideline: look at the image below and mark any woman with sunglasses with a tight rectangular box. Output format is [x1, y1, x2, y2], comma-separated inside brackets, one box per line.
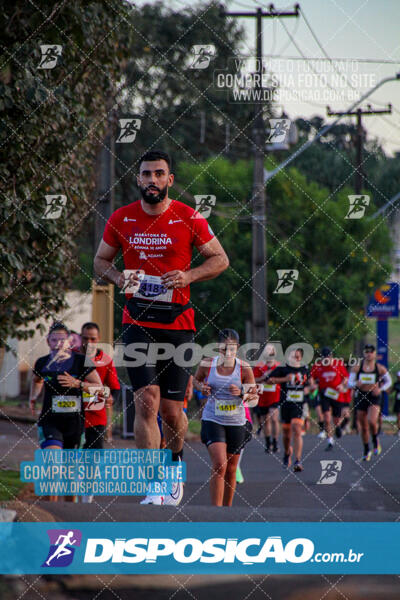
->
[348, 344, 392, 461]
[194, 329, 258, 506]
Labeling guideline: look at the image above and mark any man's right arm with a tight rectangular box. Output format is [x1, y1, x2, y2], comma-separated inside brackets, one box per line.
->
[94, 240, 124, 287]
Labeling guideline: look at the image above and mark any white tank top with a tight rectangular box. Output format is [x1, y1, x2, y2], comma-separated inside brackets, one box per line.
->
[201, 356, 245, 426]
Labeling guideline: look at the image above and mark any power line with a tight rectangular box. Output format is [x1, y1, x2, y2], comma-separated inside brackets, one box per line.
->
[300, 7, 356, 90]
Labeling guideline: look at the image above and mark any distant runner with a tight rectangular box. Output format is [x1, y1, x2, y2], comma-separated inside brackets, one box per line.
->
[310, 347, 349, 451]
[348, 344, 391, 461]
[253, 344, 281, 454]
[267, 348, 313, 472]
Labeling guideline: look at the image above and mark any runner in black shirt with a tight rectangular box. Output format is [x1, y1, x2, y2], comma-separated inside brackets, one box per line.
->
[392, 371, 400, 435]
[29, 323, 104, 501]
[267, 348, 312, 472]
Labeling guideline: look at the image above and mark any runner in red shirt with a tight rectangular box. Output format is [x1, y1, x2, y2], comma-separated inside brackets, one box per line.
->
[80, 322, 120, 448]
[79, 322, 120, 504]
[253, 344, 281, 454]
[94, 150, 229, 506]
[310, 347, 349, 451]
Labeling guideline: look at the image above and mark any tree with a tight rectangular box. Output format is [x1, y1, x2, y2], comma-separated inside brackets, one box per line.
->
[0, 0, 134, 348]
[175, 158, 392, 355]
[113, 1, 267, 208]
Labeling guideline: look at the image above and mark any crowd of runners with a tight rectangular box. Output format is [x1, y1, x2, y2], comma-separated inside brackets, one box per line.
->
[27, 149, 399, 509]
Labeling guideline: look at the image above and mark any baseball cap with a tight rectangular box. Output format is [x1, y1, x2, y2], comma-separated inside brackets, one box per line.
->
[364, 344, 375, 352]
[321, 347, 332, 357]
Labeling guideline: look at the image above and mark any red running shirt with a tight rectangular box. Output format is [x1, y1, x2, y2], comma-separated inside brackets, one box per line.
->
[103, 200, 215, 331]
[253, 361, 281, 407]
[311, 361, 349, 403]
[84, 350, 120, 428]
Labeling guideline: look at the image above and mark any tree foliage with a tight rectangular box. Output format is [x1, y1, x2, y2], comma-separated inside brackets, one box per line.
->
[176, 158, 392, 354]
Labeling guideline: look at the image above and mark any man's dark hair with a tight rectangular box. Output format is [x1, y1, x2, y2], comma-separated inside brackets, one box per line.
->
[218, 328, 240, 344]
[49, 322, 69, 335]
[81, 322, 100, 333]
[138, 150, 171, 171]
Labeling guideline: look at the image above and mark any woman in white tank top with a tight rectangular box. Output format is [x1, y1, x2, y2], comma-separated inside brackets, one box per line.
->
[194, 329, 259, 506]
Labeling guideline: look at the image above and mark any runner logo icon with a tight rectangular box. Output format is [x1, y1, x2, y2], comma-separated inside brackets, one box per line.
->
[42, 529, 82, 567]
[267, 119, 291, 144]
[193, 195, 216, 219]
[189, 45, 216, 69]
[317, 460, 342, 485]
[116, 118, 142, 143]
[345, 195, 370, 219]
[42, 195, 67, 220]
[274, 270, 299, 294]
[37, 45, 62, 69]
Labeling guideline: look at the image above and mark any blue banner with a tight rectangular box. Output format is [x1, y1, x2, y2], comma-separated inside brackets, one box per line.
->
[0, 522, 399, 574]
[20, 449, 185, 496]
[366, 282, 399, 318]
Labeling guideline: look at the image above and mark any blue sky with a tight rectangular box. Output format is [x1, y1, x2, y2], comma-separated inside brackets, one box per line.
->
[136, 0, 400, 154]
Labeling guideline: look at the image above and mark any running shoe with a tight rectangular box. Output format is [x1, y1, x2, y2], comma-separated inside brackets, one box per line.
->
[140, 494, 165, 505]
[272, 443, 279, 454]
[264, 446, 271, 454]
[374, 442, 382, 456]
[163, 459, 184, 506]
[163, 480, 184, 506]
[335, 425, 342, 439]
[283, 448, 292, 469]
[293, 460, 303, 472]
[81, 495, 94, 504]
[325, 439, 334, 451]
[236, 466, 244, 484]
[317, 430, 327, 440]
[362, 450, 373, 462]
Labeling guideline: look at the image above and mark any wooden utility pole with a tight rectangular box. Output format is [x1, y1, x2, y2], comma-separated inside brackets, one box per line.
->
[220, 3, 299, 345]
[327, 104, 392, 194]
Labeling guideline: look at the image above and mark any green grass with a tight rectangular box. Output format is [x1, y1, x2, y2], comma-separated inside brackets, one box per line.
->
[389, 317, 400, 372]
[188, 419, 201, 435]
[0, 470, 25, 502]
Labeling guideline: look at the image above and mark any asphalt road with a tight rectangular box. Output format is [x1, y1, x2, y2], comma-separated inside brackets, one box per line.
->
[1, 420, 399, 522]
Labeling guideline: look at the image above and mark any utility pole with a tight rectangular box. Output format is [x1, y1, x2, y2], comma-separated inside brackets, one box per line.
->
[92, 108, 116, 346]
[327, 103, 393, 369]
[327, 104, 392, 194]
[220, 3, 299, 346]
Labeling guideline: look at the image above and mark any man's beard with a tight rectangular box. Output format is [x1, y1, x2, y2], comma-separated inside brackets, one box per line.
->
[140, 184, 168, 204]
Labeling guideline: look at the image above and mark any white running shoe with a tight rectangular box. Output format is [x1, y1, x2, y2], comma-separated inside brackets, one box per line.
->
[140, 494, 165, 505]
[317, 430, 327, 439]
[163, 458, 184, 506]
[163, 480, 184, 506]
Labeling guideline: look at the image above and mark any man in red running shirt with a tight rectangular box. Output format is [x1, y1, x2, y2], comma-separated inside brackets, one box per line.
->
[253, 344, 281, 453]
[310, 347, 348, 451]
[94, 150, 229, 505]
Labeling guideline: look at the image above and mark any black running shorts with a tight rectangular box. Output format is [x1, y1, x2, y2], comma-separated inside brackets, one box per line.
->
[84, 425, 106, 449]
[201, 419, 248, 455]
[354, 391, 381, 412]
[280, 401, 304, 424]
[321, 396, 344, 418]
[122, 324, 194, 401]
[38, 417, 84, 449]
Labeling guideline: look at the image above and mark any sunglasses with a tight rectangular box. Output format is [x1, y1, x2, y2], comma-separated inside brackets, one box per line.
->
[364, 349, 375, 353]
